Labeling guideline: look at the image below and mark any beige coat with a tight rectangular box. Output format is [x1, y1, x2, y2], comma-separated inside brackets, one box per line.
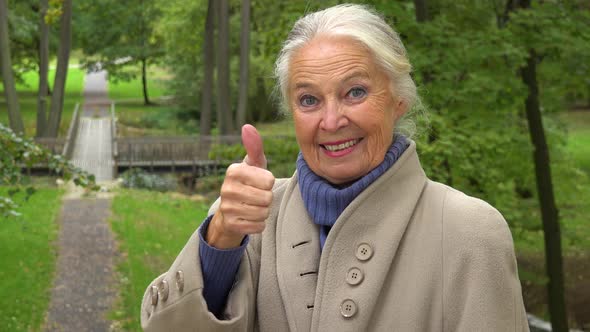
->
[141, 141, 529, 331]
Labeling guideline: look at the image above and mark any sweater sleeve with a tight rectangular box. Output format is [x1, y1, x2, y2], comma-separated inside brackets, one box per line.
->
[198, 215, 249, 317]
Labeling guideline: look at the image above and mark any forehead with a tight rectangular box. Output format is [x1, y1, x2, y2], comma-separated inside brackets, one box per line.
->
[288, 35, 381, 86]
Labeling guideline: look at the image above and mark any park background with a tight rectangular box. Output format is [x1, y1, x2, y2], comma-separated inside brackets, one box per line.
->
[0, 0, 589, 331]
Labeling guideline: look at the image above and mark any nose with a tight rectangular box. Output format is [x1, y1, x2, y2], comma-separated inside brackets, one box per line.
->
[320, 100, 348, 132]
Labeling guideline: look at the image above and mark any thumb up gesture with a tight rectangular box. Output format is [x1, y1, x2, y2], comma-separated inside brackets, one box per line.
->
[206, 125, 276, 249]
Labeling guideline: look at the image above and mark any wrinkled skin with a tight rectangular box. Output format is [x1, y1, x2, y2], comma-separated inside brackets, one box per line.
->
[289, 35, 407, 184]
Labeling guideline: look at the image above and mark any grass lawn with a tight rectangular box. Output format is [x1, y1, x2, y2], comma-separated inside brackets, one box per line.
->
[108, 65, 197, 136]
[108, 65, 169, 101]
[0, 186, 63, 331]
[562, 110, 590, 174]
[115, 101, 198, 137]
[0, 68, 85, 137]
[109, 189, 209, 331]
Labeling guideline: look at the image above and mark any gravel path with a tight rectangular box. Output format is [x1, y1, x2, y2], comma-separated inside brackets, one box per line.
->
[44, 69, 119, 331]
[44, 198, 117, 332]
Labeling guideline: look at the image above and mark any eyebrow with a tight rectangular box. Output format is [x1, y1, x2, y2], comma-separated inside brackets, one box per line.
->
[342, 70, 370, 82]
[294, 82, 315, 90]
[293, 71, 370, 91]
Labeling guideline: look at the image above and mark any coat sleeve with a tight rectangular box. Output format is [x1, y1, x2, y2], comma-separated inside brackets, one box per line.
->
[441, 188, 530, 332]
[139, 178, 289, 331]
[140, 228, 256, 331]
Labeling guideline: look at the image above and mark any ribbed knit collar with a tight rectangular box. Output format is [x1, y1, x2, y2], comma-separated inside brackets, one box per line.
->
[296, 135, 409, 228]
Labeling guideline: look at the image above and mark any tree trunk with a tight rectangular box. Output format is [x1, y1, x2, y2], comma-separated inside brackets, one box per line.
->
[522, 48, 569, 332]
[46, 0, 72, 137]
[36, 0, 49, 137]
[216, 0, 234, 135]
[414, 0, 429, 22]
[503, 0, 569, 330]
[141, 58, 151, 105]
[199, 0, 215, 159]
[0, 0, 25, 134]
[236, 0, 250, 128]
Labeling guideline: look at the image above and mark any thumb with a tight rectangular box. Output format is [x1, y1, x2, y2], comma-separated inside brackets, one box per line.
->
[242, 124, 267, 169]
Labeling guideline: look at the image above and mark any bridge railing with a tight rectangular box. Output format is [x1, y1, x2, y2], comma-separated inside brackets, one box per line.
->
[35, 137, 67, 156]
[111, 101, 118, 175]
[115, 135, 243, 167]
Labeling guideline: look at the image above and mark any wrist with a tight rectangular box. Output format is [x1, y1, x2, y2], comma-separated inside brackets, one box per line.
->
[205, 212, 245, 249]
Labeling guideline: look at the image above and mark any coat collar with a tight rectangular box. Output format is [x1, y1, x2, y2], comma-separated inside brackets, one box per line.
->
[275, 141, 428, 331]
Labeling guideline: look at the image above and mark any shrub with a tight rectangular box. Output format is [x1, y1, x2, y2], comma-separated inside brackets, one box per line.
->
[120, 168, 177, 192]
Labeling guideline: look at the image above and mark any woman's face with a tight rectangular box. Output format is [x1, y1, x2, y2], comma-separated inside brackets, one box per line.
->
[289, 35, 406, 184]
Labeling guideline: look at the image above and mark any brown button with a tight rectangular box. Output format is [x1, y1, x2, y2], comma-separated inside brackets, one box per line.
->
[158, 280, 169, 302]
[346, 267, 364, 286]
[176, 270, 184, 292]
[355, 243, 373, 261]
[150, 285, 159, 305]
[340, 299, 357, 318]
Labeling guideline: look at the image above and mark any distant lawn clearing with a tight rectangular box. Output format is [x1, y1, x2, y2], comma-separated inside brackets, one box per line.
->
[562, 110, 590, 175]
[109, 189, 209, 331]
[0, 187, 63, 331]
[108, 65, 168, 101]
[0, 68, 85, 137]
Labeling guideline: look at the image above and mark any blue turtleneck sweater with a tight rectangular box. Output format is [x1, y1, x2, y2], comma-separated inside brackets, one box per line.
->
[296, 135, 408, 249]
[198, 135, 409, 316]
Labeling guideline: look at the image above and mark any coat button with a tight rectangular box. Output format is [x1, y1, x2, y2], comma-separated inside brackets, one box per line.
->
[355, 243, 373, 261]
[150, 285, 159, 306]
[340, 299, 357, 318]
[158, 280, 169, 302]
[176, 270, 184, 292]
[346, 267, 364, 285]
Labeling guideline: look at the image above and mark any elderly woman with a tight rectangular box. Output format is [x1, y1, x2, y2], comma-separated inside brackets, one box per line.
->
[141, 4, 529, 331]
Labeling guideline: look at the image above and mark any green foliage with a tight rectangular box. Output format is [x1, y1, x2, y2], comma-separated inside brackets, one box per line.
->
[74, 0, 164, 86]
[0, 186, 63, 331]
[120, 168, 177, 192]
[109, 189, 209, 331]
[108, 66, 168, 101]
[208, 135, 299, 178]
[0, 123, 98, 217]
[4, 0, 44, 83]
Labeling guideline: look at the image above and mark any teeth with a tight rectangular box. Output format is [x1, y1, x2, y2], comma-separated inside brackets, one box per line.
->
[324, 139, 360, 152]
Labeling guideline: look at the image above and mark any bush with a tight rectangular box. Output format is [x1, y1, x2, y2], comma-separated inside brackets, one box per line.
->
[208, 136, 300, 178]
[120, 168, 177, 192]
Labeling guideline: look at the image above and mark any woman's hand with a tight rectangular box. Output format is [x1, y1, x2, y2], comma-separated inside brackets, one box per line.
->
[206, 125, 275, 249]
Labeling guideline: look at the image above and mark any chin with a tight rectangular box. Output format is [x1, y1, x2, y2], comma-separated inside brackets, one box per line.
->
[322, 168, 364, 185]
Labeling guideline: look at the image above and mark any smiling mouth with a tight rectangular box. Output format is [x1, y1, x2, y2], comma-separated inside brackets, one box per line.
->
[320, 138, 363, 152]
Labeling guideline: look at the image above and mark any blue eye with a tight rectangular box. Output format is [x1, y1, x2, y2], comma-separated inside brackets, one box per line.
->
[347, 87, 367, 99]
[300, 95, 318, 107]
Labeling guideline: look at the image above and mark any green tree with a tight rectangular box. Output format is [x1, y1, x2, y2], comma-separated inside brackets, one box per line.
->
[236, 0, 251, 129]
[199, 0, 215, 158]
[36, 0, 50, 137]
[216, 0, 234, 135]
[45, 0, 71, 138]
[0, 0, 25, 134]
[75, 0, 164, 105]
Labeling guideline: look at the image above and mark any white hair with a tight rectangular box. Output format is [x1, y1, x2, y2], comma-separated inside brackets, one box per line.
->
[274, 4, 425, 137]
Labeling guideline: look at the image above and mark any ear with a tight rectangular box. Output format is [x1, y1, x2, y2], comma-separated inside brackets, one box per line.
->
[393, 98, 408, 121]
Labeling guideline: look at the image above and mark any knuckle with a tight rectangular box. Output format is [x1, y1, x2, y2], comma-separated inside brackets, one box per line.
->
[260, 207, 270, 218]
[262, 191, 273, 205]
[225, 163, 242, 178]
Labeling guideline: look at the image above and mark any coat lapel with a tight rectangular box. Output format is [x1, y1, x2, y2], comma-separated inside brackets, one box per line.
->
[275, 177, 321, 332]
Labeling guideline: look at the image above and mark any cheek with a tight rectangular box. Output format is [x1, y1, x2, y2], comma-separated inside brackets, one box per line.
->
[293, 112, 315, 145]
[363, 93, 396, 133]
